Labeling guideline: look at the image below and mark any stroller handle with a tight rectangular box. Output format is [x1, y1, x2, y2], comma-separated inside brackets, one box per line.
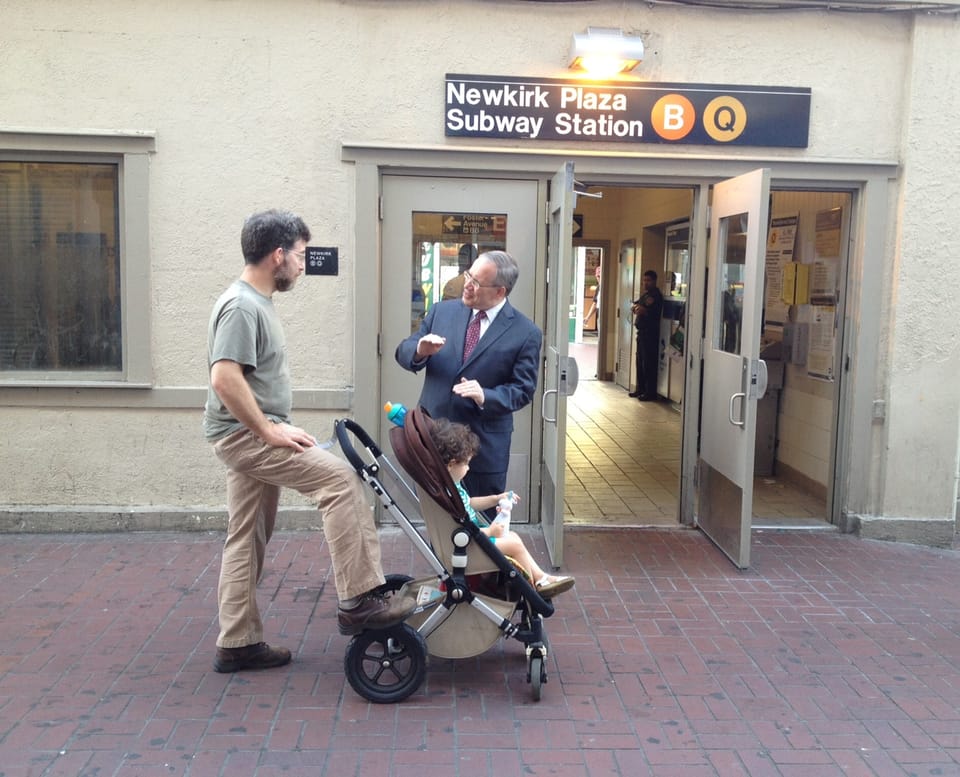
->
[334, 418, 383, 474]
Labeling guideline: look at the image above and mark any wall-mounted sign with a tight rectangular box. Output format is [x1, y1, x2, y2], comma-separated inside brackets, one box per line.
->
[413, 212, 507, 243]
[305, 246, 338, 276]
[445, 74, 810, 148]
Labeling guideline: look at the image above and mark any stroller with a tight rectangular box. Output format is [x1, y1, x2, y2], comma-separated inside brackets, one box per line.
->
[334, 406, 557, 703]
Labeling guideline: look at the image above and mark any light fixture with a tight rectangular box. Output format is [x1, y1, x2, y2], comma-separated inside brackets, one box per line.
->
[569, 27, 644, 78]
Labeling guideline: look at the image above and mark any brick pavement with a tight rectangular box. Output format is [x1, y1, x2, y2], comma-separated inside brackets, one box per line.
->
[1, 526, 959, 776]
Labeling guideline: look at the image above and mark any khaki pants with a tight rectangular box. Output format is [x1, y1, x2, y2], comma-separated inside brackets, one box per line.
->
[212, 429, 384, 648]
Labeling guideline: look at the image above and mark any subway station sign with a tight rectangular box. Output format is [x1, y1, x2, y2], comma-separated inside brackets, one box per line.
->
[445, 74, 811, 148]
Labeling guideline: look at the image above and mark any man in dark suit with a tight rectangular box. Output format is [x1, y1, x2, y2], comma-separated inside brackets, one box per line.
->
[631, 269, 664, 401]
[395, 250, 542, 498]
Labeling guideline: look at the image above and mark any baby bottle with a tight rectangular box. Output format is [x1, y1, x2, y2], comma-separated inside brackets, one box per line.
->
[493, 490, 514, 534]
[384, 402, 408, 427]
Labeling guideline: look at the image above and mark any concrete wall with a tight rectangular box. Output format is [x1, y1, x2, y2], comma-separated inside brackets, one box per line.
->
[879, 17, 960, 527]
[1, 1, 958, 542]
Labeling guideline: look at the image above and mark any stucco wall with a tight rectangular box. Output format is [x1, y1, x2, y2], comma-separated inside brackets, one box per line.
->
[881, 16, 960, 522]
[2, 1, 958, 538]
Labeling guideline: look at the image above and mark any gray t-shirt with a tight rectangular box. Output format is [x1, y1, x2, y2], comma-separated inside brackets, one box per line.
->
[203, 280, 291, 441]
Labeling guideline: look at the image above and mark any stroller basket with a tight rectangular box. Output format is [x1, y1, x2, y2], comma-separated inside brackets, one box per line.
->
[334, 408, 556, 703]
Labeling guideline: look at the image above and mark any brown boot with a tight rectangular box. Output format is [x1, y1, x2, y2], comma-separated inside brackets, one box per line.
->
[213, 642, 292, 673]
[337, 592, 416, 636]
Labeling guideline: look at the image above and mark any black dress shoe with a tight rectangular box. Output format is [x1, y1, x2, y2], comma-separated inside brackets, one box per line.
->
[213, 642, 291, 673]
[638, 394, 657, 401]
[628, 391, 642, 397]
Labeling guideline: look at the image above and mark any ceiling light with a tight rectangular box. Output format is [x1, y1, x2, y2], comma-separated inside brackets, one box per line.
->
[569, 27, 644, 77]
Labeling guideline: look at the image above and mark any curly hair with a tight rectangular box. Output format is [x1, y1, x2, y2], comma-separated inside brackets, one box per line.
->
[428, 417, 480, 465]
[240, 209, 311, 265]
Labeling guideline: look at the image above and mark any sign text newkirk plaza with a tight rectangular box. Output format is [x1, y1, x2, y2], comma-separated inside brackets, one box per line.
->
[445, 74, 811, 148]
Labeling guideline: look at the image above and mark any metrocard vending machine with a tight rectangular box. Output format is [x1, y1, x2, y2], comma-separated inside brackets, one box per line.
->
[657, 222, 689, 404]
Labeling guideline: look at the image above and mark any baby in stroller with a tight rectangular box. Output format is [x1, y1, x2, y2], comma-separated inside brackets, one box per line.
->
[428, 417, 575, 598]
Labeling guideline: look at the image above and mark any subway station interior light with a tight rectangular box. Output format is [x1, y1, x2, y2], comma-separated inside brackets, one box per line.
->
[569, 27, 644, 78]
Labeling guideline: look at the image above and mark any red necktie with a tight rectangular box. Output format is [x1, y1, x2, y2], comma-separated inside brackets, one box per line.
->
[463, 310, 486, 361]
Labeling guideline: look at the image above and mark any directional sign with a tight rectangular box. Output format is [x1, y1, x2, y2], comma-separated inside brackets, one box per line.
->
[441, 213, 507, 239]
[411, 212, 508, 243]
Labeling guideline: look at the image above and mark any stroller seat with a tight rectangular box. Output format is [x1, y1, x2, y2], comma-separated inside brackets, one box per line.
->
[334, 407, 556, 703]
[403, 491, 518, 659]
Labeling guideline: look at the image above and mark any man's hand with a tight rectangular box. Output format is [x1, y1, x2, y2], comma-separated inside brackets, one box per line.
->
[210, 360, 316, 452]
[258, 422, 316, 453]
[415, 333, 446, 360]
[453, 376, 485, 407]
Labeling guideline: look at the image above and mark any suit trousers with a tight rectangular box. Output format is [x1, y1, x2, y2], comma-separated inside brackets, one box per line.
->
[212, 428, 385, 648]
[635, 331, 659, 398]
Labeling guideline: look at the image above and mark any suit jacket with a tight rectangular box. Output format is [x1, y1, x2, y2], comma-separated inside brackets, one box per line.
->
[395, 299, 543, 474]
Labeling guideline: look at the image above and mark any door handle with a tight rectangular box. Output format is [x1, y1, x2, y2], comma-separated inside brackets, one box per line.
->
[542, 389, 558, 424]
[729, 392, 746, 427]
[559, 355, 579, 396]
[751, 358, 769, 400]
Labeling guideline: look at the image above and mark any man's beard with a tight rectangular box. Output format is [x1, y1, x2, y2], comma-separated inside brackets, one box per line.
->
[274, 271, 297, 293]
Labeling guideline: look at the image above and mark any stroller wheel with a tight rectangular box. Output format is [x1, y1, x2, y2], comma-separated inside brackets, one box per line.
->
[528, 654, 545, 701]
[344, 622, 427, 704]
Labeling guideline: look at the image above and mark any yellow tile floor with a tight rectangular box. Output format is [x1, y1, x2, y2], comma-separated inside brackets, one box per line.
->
[565, 342, 828, 527]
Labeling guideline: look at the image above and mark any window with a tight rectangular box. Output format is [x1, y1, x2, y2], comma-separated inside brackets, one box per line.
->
[0, 130, 154, 385]
[716, 212, 747, 355]
[0, 162, 121, 371]
[408, 211, 507, 332]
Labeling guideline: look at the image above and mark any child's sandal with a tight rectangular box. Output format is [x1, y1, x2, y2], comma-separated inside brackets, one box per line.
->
[536, 574, 576, 598]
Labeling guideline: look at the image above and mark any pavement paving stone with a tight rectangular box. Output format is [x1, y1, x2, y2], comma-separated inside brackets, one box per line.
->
[1, 526, 958, 776]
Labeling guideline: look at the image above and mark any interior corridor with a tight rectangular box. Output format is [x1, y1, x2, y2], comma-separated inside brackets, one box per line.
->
[565, 341, 829, 527]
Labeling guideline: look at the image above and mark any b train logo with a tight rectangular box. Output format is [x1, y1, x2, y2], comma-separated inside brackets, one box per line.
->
[650, 94, 747, 143]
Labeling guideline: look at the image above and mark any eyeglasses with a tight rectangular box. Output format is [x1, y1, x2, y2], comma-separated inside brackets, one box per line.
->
[463, 270, 503, 289]
[285, 248, 306, 261]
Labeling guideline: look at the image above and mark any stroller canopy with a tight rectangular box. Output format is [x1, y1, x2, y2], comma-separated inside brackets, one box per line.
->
[389, 406, 470, 524]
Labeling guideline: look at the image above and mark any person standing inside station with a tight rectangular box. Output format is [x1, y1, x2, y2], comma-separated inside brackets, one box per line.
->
[441, 243, 478, 301]
[583, 264, 601, 333]
[630, 269, 663, 401]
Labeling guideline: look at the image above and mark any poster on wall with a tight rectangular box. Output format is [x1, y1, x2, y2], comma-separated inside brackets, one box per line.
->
[806, 206, 842, 379]
[815, 207, 843, 259]
[764, 214, 798, 328]
[809, 260, 838, 306]
[807, 305, 836, 381]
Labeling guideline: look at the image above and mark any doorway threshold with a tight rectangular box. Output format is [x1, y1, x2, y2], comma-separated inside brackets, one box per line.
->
[752, 516, 837, 531]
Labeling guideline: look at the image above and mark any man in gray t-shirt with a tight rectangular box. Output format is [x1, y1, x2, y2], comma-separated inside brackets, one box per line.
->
[203, 209, 413, 674]
[204, 280, 290, 440]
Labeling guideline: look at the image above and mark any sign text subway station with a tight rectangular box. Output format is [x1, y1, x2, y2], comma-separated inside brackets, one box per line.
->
[445, 74, 811, 148]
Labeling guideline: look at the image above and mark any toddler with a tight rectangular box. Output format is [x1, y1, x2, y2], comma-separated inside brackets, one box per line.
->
[428, 417, 575, 598]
